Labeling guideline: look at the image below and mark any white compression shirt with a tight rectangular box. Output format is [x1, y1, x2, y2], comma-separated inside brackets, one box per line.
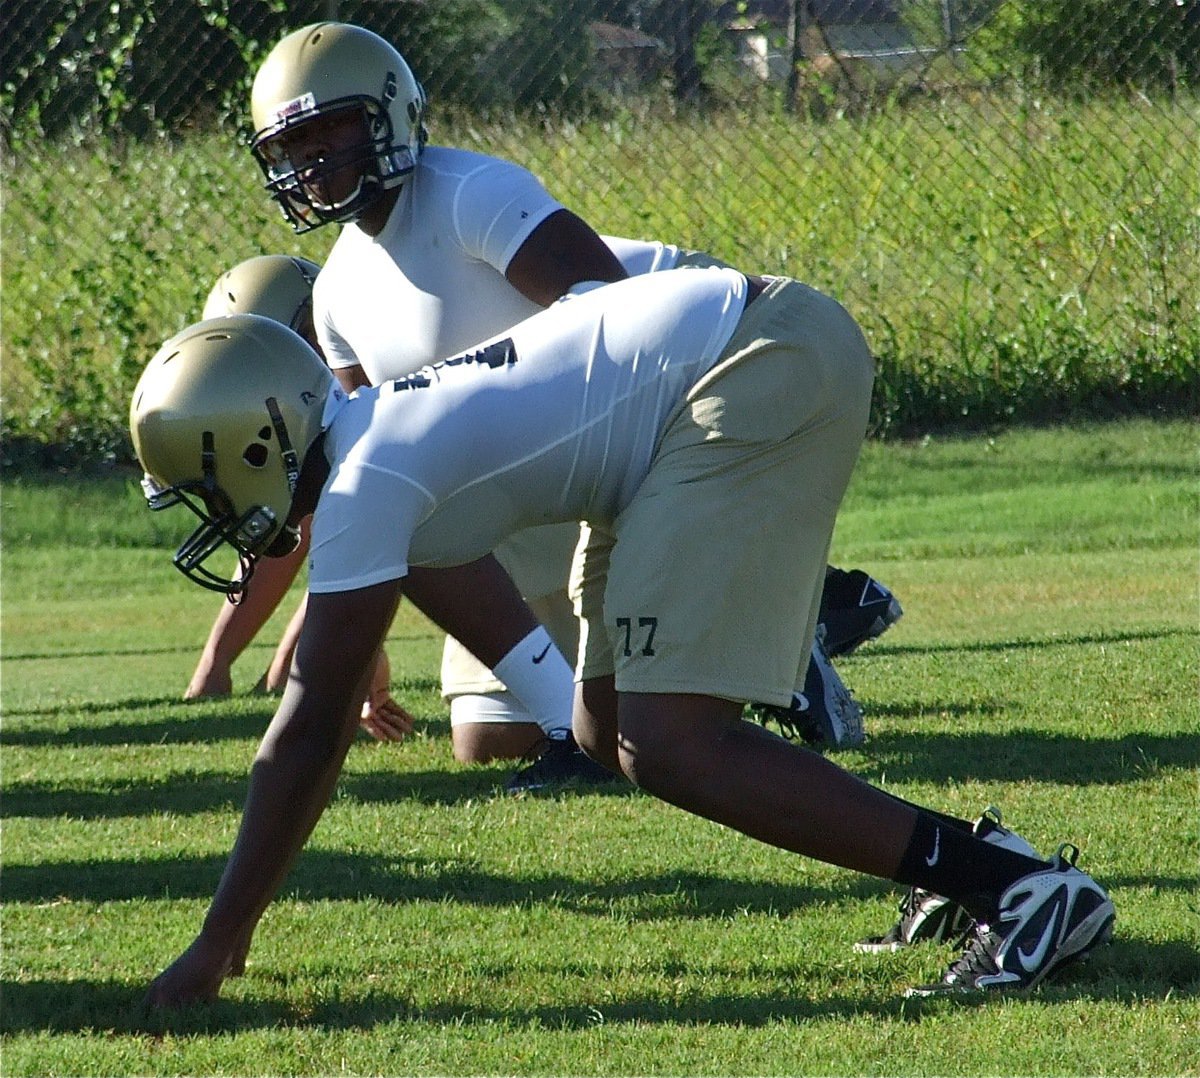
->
[313, 145, 694, 385]
[600, 235, 683, 275]
[315, 145, 563, 383]
[307, 268, 748, 593]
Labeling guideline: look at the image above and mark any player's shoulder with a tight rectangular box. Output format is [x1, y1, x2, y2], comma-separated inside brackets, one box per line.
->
[418, 144, 538, 184]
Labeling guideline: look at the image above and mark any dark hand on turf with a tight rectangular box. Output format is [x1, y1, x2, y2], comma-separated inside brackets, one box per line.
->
[144, 933, 235, 1008]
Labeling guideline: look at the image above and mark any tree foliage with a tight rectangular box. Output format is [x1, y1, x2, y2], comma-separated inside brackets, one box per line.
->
[969, 0, 1200, 92]
[2, 0, 621, 143]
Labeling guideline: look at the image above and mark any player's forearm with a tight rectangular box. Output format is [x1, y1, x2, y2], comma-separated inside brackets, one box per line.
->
[198, 539, 308, 666]
[198, 689, 362, 946]
[198, 584, 395, 945]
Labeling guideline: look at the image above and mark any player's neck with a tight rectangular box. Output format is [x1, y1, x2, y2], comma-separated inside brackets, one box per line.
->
[288, 434, 331, 525]
[356, 186, 402, 237]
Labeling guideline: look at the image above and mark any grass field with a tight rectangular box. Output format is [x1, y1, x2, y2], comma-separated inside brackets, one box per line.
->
[2, 419, 1198, 1076]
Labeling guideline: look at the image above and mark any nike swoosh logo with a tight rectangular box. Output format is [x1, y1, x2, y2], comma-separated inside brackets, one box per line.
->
[859, 580, 885, 606]
[1016, 892, 1067, 973]
[925, 827, 941, 867]
[531, 643, 552, 664]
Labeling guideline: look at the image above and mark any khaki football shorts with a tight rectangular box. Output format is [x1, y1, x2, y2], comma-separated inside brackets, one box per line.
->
[571, 276, 875, 706]
[440, 255, 736, 702]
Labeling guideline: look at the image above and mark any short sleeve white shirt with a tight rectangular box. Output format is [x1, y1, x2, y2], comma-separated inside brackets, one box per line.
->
[308, 268, 748, 593]
[602, 235, 682, 275]
[314, 146, 563, 383]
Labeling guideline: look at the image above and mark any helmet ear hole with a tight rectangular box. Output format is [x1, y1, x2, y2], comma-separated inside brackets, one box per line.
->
[243, 443, 270, 468]
[258, 425, 273, 440]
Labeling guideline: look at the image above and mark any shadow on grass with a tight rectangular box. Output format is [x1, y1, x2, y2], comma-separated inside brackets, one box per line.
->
[2, 935, 1197, 1035]
[3, 635, 439, 663]
[0, 748, 638, 818]
[4, 722, 1194, 822]
[847, 729, 1198, 786]
[6, 626, 1188, 673]
[876, 430, 1199, 487]
[862, 626, 1195, 659]
[0, 848, 885, 909]
[0, 700, 278, 744]
[0, 677, 442, 738]
[2, 837, 1194, 910]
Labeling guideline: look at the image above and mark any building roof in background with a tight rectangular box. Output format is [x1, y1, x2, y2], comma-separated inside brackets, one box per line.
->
[589, 21, 663, 51]
[720, 0, 902, 26]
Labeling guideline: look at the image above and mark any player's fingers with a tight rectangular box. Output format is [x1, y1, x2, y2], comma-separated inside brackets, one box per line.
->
[360, 698, 414, 742]
[379, 699, 416, 733]
[361, 718, 394, 742]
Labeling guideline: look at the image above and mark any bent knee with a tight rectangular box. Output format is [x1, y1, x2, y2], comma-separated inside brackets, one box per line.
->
[616, 693, 745, 791]
[615, 712, 681, 791]
[451, 721, 544, 763]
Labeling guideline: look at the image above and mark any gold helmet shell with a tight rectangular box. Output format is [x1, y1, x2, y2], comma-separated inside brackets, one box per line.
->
[250, 22, 426, 232]
[130, 314, 335, 595]
[203, 254, 320, 327]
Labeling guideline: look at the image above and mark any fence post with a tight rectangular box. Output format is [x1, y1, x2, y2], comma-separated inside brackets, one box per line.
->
[786, 0, 804, 113]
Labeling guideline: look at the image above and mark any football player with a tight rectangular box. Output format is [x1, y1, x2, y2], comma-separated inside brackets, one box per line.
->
[231, 22, 900, 788]
[134, 268, 1113, 1009]
[185, 254, 411, 743]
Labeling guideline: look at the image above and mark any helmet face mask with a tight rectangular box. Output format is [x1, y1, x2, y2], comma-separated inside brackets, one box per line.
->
[151, 479, 277, 595]
[250, 24, 426, 233]
[252, 100, 403, 231]
[140, 432, 296, 598]
[131, 315, 335, 599]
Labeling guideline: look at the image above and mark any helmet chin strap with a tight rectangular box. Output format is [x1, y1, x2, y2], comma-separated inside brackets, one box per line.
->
[228, 551, 256, 605]
[179, 419, 295, 603]
[200, 429, 219, 494]
[220, 398, 303, 603]
[265, 396, 301, 495]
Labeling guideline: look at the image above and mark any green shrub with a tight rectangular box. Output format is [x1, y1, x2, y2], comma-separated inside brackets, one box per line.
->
[4, 93, 1197, 463]
[2, 0, 621, 144]
[968, 0, 1200, 91]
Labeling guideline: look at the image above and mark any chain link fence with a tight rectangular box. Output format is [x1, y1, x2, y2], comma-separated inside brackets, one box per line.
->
[4, 1, 1198, 457]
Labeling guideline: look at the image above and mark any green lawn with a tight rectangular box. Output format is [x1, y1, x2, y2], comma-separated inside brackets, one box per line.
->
[2, 419, 1197, 1076]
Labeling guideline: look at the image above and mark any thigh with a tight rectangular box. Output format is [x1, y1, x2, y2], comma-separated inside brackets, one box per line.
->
[571, 521, 618, 683]
[526, 587, 581, 668]
[440, 634, 505, 698]
[604, 427, 833, 705]
[606, 280, 874, 706]
[494, 522, 580, 601]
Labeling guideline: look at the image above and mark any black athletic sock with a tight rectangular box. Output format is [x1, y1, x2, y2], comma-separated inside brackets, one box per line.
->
[894, 809, 1046, 922]
[883, 790, 975, 835]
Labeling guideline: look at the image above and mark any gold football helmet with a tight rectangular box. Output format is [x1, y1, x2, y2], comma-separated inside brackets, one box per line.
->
[130, 314, 335, 596]
[250, 22, 426, 232]
[202, 254, 321, 342]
